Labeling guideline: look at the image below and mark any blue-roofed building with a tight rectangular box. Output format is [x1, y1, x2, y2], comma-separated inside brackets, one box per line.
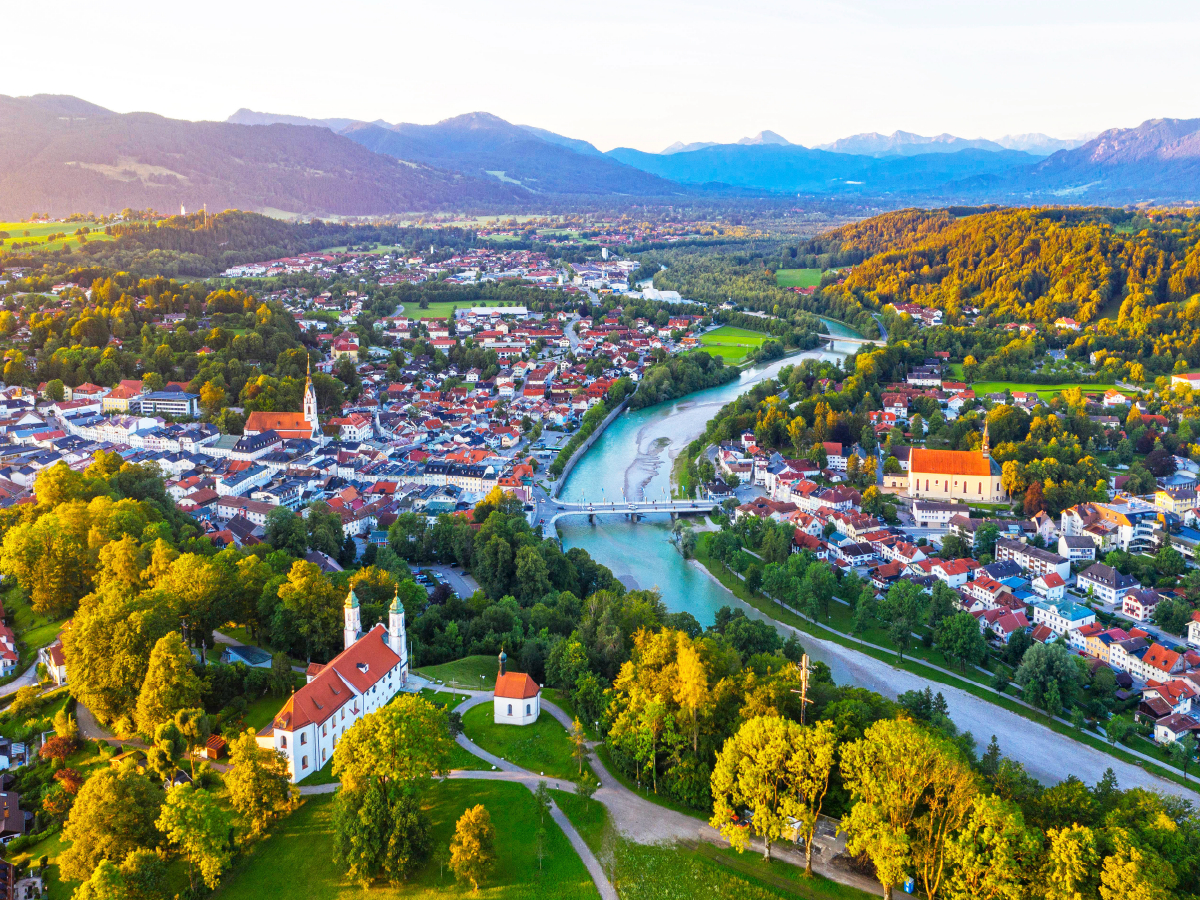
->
[1031, 598, 1096, 637]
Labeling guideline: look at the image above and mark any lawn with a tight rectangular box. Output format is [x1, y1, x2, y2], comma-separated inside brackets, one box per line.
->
[553, 791, 872, 900]
[416, 654, 505, 690]
[697, 326, 769, 364]
[399, 300, 522, 320]
[970, 381, 1134, 398]
[775, 268, 823, 289]
[3, 585, 64, 677]
[0, 220, 113, 253]
[218, 781, 600, 900]
[461, 704, 592, 783]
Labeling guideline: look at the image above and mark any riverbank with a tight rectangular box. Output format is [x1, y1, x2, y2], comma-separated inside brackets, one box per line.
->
[687, 535, 1199, 795]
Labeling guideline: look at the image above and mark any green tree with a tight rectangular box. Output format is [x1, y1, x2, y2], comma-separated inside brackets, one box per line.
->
[333, 781, 431, 886]
[274, 560, 341, 661]
[936, 612, 988, 672]
[59, 763, 162, 882]
[135, 632, 202, 735]
[225, 730, 296, 836]
[840, 718, 978, 900]
[944, 794, 1039, 900]
[711, 717, 837, 870]
[1042, 824, 1098, 900]
[265, 507, 308, 557]
[450, 804, 496, 892]
[156, 783, 233, 892]
[146, 720, 186, 783]
[74, 860, 128, 900]
[333, 695, 453, 793]
[1015, 642, 1081, 714]
[1098, 829, 1176, 900]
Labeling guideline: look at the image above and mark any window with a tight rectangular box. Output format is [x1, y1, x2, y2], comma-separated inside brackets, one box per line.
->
[525, 704, 531, 716]
[322, 749, 327, 762]
[978, 482, 982, 495]
[280, 736, 287, 749]
[507, 704, 513, 716]
[322, 723, 327, 736]
[301, 756, 308, 769]
[300, 733, 307, 745]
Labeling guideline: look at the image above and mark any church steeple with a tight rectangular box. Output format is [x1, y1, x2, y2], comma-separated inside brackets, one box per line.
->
[303, 355, 319, 440]
[343, 587, 361, 650]
[981, 420, 990, 459]
[388, 587, 407, 669]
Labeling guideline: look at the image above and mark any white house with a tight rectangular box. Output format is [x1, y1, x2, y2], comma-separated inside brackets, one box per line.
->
[492, 651, 541, 725]
[1032, 572, 1066, 602]
[1031, 599, 1096, 638]
[259, 587, 408, 783]
[1076, 563, 1138, 605]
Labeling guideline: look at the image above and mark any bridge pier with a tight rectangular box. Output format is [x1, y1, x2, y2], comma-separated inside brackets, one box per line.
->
[587, 513, 594, 524]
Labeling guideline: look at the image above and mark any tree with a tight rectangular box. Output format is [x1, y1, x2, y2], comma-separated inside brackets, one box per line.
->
[710, 717, 836, 866]
[265, 507, 308, 557]
[450, 804, 496, 892]
[59, 763, 163, 882]
[674, 634, 709, 752]
[135, 632, 202, 735]
[333, 781, 431, 886]
[1015, 642, 1081, 714]
[156, 784, 233, 892]
[173, 708, 211, 778]
[1152, 596, 1191, 636]
[533, 780, 551, 825]
[1023, 481, 1046, 516]
[225, 730, 296, 836]
[1106, 713, 1135, 746]
[936, 612, 988, 672]
[569, 718, 591, 776]
[333, 695, 453, 793]
[146, 721, 186, 783]
[46, 379, 65, 402]
[939, 533, 971, 561]
[74, 860, 128, 900]
[1042, 824, 1098, 900]
[1099, 829, 1176, 900]
[840, 718, 978, 900]
[1154, 545, 1186, 579]
[944, 794, 1039, 900]
[274, 560, 341, 661]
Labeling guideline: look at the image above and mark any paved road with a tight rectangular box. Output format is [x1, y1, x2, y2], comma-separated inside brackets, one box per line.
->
[417, 564, 477, 599]
[0, 664, 39, 697]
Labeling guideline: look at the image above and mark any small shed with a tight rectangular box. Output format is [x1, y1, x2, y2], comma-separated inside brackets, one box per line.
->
[205, 735, 227, 760]
[220, 644, 272, 668]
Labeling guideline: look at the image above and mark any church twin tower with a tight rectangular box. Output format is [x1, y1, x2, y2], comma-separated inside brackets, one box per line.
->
[344, 585, 407, 657]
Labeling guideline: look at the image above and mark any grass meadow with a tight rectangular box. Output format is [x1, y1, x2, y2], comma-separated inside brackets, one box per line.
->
[775, 268, 823, 288]
[219, 781, 599, 900]
[697, 325, 769, 364]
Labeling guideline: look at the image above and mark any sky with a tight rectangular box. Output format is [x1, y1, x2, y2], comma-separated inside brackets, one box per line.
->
[8, 0, 1200, 152]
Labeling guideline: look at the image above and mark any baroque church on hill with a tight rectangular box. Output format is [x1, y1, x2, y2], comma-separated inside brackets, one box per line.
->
[257, 585, 409, 783]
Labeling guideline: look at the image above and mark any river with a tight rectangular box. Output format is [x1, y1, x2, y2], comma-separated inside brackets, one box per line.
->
[557, 341, 857, 677]
[553, 321, 1196, 795]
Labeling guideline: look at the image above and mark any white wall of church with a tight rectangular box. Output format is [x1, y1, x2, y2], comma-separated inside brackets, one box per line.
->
[493, 693, 540, 726]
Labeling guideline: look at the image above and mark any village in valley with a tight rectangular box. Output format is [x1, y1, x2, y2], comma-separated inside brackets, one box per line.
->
[0, 206, 1199, 900]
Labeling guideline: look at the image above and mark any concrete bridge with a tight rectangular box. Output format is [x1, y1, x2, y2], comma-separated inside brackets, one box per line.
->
[544, 498, 719, 525]
[817, 333, 884, 348]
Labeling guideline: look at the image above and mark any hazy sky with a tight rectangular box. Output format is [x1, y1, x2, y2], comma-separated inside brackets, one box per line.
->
[9, 0, 1200, 152]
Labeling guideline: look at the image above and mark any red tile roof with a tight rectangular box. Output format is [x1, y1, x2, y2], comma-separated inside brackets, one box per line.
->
[494, 672, 540, 700]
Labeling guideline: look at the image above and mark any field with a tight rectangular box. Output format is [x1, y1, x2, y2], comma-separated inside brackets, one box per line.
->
[775, 268, 823, 288]
[970, 381, 1134, 398]
[697, 325, 769, 364]
[219, 781, 599, 900]
[415, 654, 506, 690]
[461, 703, 593, 783]
[399, 300, 523, 320]
[0, 220, 112, 252]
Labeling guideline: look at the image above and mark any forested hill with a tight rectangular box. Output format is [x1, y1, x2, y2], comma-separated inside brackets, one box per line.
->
[0, 94, 522, 219]
[0, 211, 483, 277]
[808, 207, 1200, 326]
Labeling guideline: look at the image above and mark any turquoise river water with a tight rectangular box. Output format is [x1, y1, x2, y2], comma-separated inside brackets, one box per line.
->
[557, 321, 858, 629]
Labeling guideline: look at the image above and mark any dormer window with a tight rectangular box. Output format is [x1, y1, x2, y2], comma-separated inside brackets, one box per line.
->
[357, 662, 369, 673]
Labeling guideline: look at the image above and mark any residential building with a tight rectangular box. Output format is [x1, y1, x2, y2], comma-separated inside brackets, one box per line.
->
[993, 538, 1071, 581]
[1076, 563, 1139, 605]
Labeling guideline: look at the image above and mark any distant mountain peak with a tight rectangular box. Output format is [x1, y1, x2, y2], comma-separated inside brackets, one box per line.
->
[737, 130, 792, 146]
[660, 140, 718, 155]
[817, 130, 1007, 156]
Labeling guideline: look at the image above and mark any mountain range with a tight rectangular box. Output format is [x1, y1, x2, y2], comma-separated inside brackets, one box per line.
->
[1, 95, 1198, 217]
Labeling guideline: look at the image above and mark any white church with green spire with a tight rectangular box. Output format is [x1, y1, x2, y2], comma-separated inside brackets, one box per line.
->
[257, 585, 410, 783]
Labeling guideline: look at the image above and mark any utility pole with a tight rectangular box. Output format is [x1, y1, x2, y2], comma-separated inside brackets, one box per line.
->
[790, 653, 814, 725]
